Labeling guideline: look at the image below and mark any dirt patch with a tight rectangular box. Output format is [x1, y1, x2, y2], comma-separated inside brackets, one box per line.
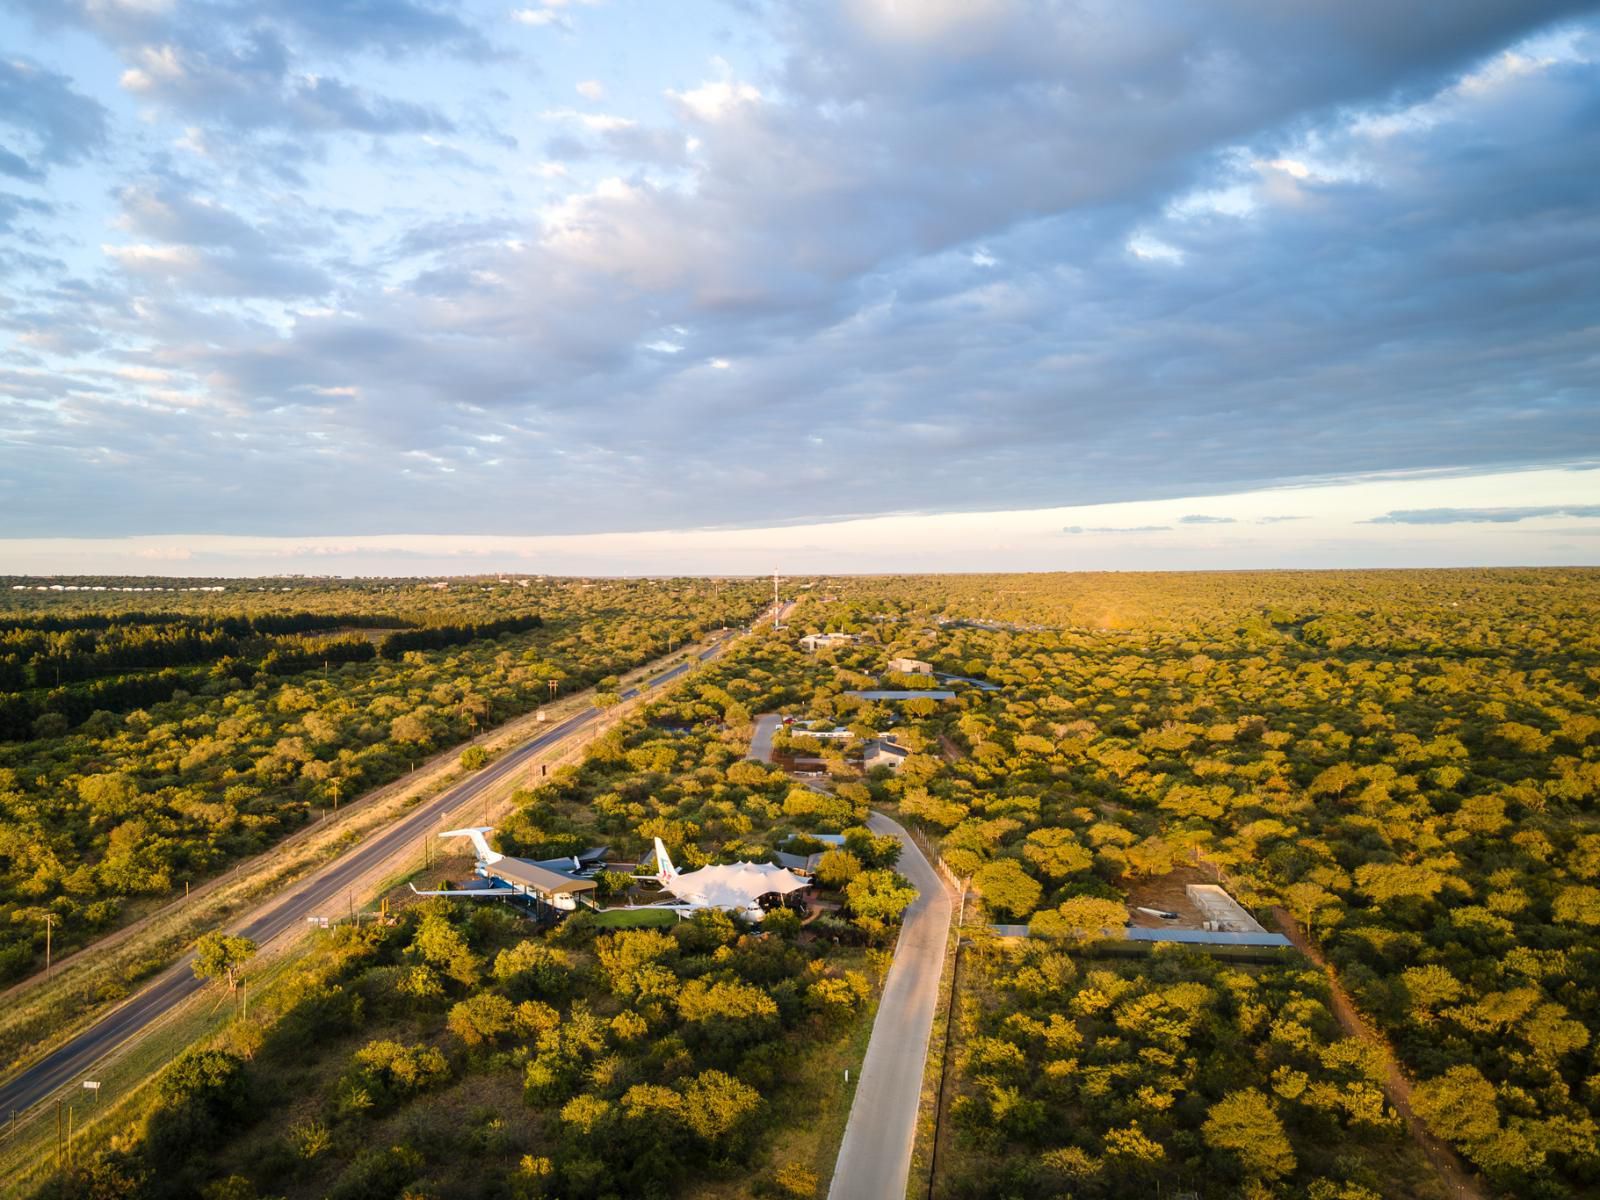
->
[1122, 867, 1216, 928]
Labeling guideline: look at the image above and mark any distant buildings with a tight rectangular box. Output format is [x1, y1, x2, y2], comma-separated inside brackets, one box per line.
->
[886, 656, 933, 675]
[861, 738, 911, 772]
[848, 689, 958, 701]
[799, 632, 859, 651]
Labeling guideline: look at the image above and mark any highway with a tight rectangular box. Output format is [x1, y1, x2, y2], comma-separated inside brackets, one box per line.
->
[0, 624, 758, 1121]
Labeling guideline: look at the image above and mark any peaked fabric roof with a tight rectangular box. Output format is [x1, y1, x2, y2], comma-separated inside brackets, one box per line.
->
[664, 861, 809, 909]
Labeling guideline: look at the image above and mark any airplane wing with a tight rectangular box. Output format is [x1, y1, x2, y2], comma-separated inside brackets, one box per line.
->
[408, 883, 508, 898]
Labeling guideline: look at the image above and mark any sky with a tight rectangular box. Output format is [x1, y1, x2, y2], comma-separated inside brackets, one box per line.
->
[2, 0, 1598, 575]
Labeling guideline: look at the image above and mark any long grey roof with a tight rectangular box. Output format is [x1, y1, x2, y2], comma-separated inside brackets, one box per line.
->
[848, 690, 957, 700]
[987, 925, 1292, 948]
[1126, 927, 1291, 947]
[487, 857, 598, 895]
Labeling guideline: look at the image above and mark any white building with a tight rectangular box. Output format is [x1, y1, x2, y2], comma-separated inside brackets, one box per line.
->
[799, 632, 859, 651]
[887, 657, 933, 675]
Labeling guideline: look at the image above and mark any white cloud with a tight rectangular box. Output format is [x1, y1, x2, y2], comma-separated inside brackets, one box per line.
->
[541, 107, 636, 132]
[510, 8, 564, 28]
[1126, 233, 1183, 264]
[575, 79, 605, 100]
[667, 78, 761, 122]
[102, 241, 199, 267]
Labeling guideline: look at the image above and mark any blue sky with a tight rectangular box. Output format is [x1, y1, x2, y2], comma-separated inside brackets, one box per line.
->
[2, 0, 1598, 573]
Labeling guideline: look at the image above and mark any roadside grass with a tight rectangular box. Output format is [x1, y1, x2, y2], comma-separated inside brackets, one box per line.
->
[683, 946, 882, 1200]
[0, 935, 316, 1200]
[0, 644, 700, 1077]
[0, 636, 727, 1196]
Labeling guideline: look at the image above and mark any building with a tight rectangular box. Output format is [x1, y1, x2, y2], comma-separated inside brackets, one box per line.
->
[847, 689, 958, 702]
[886, 657, 933, 675]
[862, 738, 911, 772]
[482, 858, 599, 910]
[799, 632, 859, 651]
[1184, 884, 1269, 933]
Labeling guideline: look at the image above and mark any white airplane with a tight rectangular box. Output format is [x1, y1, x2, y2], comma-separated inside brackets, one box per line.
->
[410, 827, 602, 912]
[631, 837, 809, 922]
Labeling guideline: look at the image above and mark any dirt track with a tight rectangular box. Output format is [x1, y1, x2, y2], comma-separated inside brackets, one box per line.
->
[1272, 908, 1489, 1200]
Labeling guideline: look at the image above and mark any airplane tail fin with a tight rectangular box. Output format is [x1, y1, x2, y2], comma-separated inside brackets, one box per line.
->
[440, 826, 502, 865]
[654, 836, 677, 880]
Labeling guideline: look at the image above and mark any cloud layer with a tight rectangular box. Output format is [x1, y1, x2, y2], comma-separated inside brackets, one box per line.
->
[1, 0, 1597, 539]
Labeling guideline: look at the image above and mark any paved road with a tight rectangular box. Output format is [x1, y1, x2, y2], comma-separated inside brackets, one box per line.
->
[828, 811, 953, 1200]
[747, 712, 782, 762]
[0, 633, 744, 1120]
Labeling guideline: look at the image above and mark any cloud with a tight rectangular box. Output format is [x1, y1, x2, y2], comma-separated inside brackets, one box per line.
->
[100, 178, 334, 297]
[1366, 505, 1600, 524]
[667, 78, 762, 122]
[0, 191, 55, 233]
[511, 8, 565, 29]
[1179, 514, 1238, 525]
[3, 1, 1599, 540]
[0, 57, 109, 179]
[1258, 515, 1308, 524]
[18, 6, 457, 140]
[1064, 525, 1173, 534]
[116, 34, 455, 134]
[16, 0, 492, 59]
[242, 0, 492, 59]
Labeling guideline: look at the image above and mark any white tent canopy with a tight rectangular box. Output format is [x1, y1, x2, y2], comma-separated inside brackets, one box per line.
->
[664, 861, 809, 909]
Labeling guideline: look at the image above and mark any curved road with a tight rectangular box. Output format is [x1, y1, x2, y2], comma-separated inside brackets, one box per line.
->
[0, 632, 746, 1121]
[828, 811, 953, 1200]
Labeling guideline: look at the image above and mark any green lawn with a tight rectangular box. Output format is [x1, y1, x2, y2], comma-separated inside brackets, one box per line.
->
[589, 906, 680, 928]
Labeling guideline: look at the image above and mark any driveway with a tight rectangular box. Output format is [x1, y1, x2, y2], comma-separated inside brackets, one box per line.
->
[828, 811, 953, 1200]
[747, 712, 782, 762]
